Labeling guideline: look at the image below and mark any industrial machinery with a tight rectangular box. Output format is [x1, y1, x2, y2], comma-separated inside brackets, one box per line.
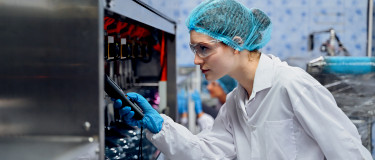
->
[308, 28, 350, 57]
[103, 1, 176, 159]
[287, 28, 351, 70]
[307, 56, 375, 152]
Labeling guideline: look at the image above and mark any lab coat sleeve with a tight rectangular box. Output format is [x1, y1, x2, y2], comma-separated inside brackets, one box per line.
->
[289, 81, 372, 160]
[197, 113, 215, 131]
[145, 108, 236, 160]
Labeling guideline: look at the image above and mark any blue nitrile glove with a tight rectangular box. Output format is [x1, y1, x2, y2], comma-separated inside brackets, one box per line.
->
[177, 89, 188, 114]
[113, 92, 163, 134]
[191, 90, 203, 115]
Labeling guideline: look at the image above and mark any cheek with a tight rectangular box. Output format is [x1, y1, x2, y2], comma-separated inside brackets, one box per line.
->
[209, 53, 235, 74]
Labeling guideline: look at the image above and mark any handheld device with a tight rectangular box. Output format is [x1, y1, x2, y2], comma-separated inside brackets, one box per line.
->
[104, 75, 144, 120]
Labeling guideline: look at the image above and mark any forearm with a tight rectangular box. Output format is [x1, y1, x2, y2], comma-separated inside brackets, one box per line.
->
[145, 114, 235, 160]
[146, 114, 203, 159]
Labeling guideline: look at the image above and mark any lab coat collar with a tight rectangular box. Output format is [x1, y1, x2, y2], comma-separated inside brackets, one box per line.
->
[234, 53, 277, 117]
[236, 54, 275, 100]
[252, 53, 275, 93]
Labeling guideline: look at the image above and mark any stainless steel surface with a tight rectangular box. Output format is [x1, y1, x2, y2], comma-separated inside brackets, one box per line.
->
[0, 0, 104, 159]
[0, 0, 100, 136]
[368, 0, 373, 57]
[104, 0, 176, 34]
[0, 136, 99, 160]
[166, 33, 177, 121]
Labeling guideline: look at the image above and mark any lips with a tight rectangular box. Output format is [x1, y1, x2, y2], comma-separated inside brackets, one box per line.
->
[201, 68, 209, 73]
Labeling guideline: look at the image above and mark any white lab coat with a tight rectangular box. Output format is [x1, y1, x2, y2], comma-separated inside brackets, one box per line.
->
[179, 113, 214, 131]
[146, 54, 372, 160]
[197, 113, 215, 131]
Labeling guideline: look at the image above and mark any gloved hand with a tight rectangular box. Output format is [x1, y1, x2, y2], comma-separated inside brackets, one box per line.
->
[113, 92, 164, 134]
[177, 89, 187, 114]
[191, 90, 203, 115]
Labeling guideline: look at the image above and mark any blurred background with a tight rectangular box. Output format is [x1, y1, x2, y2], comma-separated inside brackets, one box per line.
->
[141, 0, 372, 67]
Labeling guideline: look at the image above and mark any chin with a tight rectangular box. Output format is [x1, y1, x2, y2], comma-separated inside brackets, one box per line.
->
[204, 73, 223, 82]
[204, 74, 216, 81]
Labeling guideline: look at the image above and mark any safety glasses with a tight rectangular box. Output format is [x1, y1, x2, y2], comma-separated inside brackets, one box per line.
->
[189, 39, 221, 58]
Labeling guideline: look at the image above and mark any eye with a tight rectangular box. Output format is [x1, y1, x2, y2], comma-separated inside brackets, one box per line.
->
[199, 45, 210, 53]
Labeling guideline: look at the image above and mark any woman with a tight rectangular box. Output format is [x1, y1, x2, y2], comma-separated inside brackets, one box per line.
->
[177, 75, 237, 131]
[115, 0, 372, 159]
[204, 75, 238, 116]
[194, 75, 237, 130]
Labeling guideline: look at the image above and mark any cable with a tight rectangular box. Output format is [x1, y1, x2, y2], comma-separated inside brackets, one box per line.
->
[158, 31, 167, 81]
[138, 126, 144, 160]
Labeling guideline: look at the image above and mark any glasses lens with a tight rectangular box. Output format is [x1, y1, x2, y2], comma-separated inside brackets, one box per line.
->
[197, 44, 210, 57]
[189, 40, 220, 58]
[189, 43, 196, 54]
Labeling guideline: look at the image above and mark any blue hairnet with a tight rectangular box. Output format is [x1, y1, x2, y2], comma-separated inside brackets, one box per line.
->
[217, 75, 237, 94]
[186, 0, 272, 51]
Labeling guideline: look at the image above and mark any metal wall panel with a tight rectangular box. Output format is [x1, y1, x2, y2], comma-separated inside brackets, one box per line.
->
[0, 0, 103, 159]
[0, 0, 101, 136]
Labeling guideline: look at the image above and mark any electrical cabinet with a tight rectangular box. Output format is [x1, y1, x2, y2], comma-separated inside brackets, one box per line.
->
[103, 0, 176, 159]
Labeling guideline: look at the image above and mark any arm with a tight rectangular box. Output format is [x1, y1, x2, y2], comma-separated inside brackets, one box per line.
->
[146, 104, 236, 160]
[290, 83, 372, 159]
[191, 90, 215, 131]
[177, 89, 188, 126]
[197, 113, 215, 131]
[119, 92, 236, 160]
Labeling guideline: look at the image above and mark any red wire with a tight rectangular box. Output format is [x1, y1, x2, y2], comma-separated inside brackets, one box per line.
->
[160, 32, 167, 81]
[104, 17, 115, 30]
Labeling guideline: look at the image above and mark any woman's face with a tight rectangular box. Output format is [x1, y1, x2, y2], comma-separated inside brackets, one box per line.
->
[206, 81, 225, 98]
[190, 31, 238, 81]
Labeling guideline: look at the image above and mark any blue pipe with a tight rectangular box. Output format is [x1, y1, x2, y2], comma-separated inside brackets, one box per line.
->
[322, 56, 375, 74]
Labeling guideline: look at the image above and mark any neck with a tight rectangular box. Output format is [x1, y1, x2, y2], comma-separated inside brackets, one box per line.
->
[218, 94, 226, 104]
[230, 50, 260, 98]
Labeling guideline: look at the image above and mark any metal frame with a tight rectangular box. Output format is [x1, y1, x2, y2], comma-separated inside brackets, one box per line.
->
[104, 0, 176, 34]
[368, 0, 373, 57]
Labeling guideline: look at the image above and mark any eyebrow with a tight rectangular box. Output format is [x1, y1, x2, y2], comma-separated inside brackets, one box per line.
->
[190, 39, 218, 44]
[190, 41, 202, 44]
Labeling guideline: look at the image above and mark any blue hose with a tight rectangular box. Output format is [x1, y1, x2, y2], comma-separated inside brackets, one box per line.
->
[322, 56, 375, 74]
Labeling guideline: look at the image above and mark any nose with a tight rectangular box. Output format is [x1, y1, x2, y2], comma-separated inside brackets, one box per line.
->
[194, 54, 204, 65]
